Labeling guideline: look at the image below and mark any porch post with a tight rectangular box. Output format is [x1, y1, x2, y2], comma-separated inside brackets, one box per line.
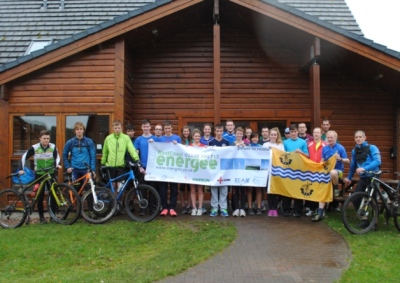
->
[310, 37, 320, 129]
[310, 63, 320, 130]
[114, 39, 125, 124]
[213, 0, 221, 125]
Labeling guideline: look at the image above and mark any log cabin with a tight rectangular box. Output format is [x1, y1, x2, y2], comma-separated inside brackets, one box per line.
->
[0, 0, 400, 190]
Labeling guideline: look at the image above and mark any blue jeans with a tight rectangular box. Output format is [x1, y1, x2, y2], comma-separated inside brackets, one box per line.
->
[210, 186, 228, 210]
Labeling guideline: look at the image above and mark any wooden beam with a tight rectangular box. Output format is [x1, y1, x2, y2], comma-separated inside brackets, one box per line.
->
[310, 62, 320, 129]
[114, 39, 125, 124]
[0, 84, 9, 101]
[0, 0, 203, 85]
[213, 2, 221, 126]
[0, 98, 9, 188]
[230, 0, 400, 71]
[299, 37, 320, 70]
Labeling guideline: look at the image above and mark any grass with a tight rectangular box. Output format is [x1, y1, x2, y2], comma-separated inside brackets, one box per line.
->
[0, 219, 236, 283]
[324, 212, 400, 282]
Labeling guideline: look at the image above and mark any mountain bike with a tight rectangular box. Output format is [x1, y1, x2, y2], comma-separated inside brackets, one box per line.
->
[101, 161, 160, 222]
[342, 170, 400, 234]
[0, 167, 81, 228]
[64, 163, 117, 224]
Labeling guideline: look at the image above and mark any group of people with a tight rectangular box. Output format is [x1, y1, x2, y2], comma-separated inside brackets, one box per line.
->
[18, 118, 382, 224]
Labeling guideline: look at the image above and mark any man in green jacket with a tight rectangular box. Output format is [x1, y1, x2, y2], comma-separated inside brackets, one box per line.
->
[101, 120, 143, 192]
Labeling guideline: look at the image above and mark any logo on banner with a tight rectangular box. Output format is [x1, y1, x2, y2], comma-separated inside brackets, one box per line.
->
[193, 178, 210, 182]
[279, 153, 293, 166]
[300, 181, 314, 197]
[235, 178, 250, 184]
[217, 177, 230, 184]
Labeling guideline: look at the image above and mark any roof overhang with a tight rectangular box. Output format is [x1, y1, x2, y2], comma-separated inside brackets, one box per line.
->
[0, 0, 202, 85]
[231, 0, 399, 71]
[0, 0, 399, 86]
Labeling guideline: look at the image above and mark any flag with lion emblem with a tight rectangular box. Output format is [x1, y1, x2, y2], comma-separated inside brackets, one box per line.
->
[268, 148, 336, 202]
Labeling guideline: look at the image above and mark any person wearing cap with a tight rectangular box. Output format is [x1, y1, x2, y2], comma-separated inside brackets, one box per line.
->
[283, 124, 309, 217]
[282, 127, 290, 141]
[126, 124, 136, 143]
[258, 126, 270, 145]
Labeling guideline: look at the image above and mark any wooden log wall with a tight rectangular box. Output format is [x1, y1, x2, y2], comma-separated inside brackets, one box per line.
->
[128, 24, 215, 130]
[319, 70, 396, 176]
[128, 23, 396, 176]
[8, 43, 116, 113]
[1, 43, 117, 186]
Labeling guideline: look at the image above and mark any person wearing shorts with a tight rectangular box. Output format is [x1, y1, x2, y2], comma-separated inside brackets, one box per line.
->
[313, 130, 349, 222]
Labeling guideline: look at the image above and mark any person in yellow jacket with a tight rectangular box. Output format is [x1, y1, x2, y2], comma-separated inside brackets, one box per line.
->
[101, 120, 144, 191]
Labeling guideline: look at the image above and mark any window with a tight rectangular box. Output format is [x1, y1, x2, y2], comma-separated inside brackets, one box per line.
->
[65, 115, 110, 154]
[25, 39, 53, 55]
[13, 115, 57, 155]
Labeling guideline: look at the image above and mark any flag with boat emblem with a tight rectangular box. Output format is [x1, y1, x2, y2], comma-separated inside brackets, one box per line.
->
[268, 148, 335, 202]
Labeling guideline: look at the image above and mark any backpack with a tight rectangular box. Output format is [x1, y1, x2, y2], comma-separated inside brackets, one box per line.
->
[354, 145, 379, 168]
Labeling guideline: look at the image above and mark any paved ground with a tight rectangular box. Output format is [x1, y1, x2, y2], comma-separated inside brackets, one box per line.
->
[157, 212, 351, 283]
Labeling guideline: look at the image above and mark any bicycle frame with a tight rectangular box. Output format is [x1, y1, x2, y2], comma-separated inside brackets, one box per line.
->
[66, 170, 99, 204]
[370, 177, 399, 213]
[103, 169, 139, 201]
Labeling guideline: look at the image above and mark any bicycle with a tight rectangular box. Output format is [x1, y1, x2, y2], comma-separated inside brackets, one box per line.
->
[101, 161, 161, 222]
[64, 163, 117, 224]
[342, 170, 400, 234]
[0, 167, 81, 228]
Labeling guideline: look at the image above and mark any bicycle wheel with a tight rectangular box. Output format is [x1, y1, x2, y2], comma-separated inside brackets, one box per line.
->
[47, 183, 81, 225]
[0, 189, 27, 228]
[342, 192, 379, 234]
[393, 204, 400, 232]
[125, 184, 161, 222]
[81, 187, 117, 224]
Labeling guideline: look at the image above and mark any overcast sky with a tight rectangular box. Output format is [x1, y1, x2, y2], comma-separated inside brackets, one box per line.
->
[345, 0, 400, 52]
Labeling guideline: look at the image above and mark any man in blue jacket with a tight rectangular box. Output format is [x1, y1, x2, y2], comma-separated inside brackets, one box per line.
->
[343, 130, 381, 192]
[63, 122, 96, 181]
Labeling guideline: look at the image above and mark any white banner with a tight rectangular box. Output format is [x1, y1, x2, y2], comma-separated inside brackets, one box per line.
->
[145, 142, 270, 187]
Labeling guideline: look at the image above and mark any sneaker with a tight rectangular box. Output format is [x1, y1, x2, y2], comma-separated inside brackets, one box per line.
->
[39, 217, 48, 224]
[210, 209, 218, 217]
[283, 210, 291, 217]
[256, 208, 262, 215]
[220, 209, 229, 217]
[334, 189, 340, 197]
[267, 210, 274, 217]
[201, 207, 207, 214]
[293, 212, 301, 218]
[248, 208, 254, 216]
[232, 209, 240, 217]
[186, 206, 192, 214]
[160, 209, 168, 216]
[312, 214, 323, 222]
[196, 207, 202, 216]
[272, 210, 278, 217]
[191, 208, 197, 216]
[305, 210, 314, 217]
[240, 209, 246, 217]
[169, 209, 177, 217]
[261, 201, 266, 212]
[334, 207, 341, 212]
[181, 207, 187, 214]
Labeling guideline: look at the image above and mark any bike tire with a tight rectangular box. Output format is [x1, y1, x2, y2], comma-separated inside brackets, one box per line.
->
[342, 191, 379, 234]
[47, 183, 81, 225]
[393, 205, 400, 232]
[0, 189, 27, 229]
[81, 187, 117, 224]
[125, 184, 161, 223]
